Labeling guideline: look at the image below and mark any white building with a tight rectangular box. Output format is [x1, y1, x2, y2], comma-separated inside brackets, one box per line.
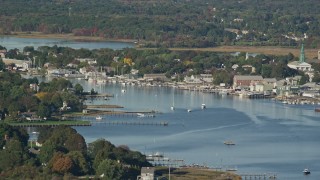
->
[137, 167, 155, 180]
[2, 58, 32, 71]
[287, 44, 313, 72]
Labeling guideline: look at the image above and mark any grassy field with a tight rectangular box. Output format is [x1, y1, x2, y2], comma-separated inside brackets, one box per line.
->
[155, 167, 241, 180]
[8, 120, 91, 127]
[169, 46, 319, 60]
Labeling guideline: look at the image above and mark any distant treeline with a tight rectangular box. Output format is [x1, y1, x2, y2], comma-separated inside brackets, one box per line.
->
[0, 0, 319, 48]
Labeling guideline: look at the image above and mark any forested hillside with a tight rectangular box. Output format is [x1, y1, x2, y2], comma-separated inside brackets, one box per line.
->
[0, 0, 319, 48]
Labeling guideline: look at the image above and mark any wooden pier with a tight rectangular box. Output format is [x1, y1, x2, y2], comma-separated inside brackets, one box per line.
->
[84, 105, 124, 109]
[240, 173, 277, 180]
[9, 123, 92, 127]
[84, 93, 114, 98]
[93, 121, 168, 126]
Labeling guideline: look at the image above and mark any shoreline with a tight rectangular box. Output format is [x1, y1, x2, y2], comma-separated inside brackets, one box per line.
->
[2, 32, 319, 59]
[3, 31, 137, 43]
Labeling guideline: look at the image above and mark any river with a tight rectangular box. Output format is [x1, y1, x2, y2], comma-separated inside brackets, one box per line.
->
[8, 36, 319, 180]
[0, 36, 134, 50]
[66, 79, 319, 180]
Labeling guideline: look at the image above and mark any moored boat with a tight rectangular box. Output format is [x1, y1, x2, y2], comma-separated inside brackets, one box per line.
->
[95, 116, 103, 120]
[224, 140, 235, 145]
[315, 108, 320, 112]
[303, 168, 310, 175]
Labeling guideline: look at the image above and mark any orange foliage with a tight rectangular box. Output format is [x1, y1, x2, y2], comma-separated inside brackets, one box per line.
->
[35, 92, 49, 101]
[52, 155, 74, 174]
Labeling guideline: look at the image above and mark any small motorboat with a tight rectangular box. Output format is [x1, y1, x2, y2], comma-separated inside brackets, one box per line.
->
[303, 168, 310, 175]
[187, 109, 192, 112]
[201, 103, 206, 109]
[96, 116, 103, 120]
[224, 140, 235, 145]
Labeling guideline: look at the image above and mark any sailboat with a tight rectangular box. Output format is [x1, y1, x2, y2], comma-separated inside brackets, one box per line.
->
[170, 91, 175, 110]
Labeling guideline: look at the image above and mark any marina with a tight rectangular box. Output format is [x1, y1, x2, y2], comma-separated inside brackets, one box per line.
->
[70, 80, 320, 180]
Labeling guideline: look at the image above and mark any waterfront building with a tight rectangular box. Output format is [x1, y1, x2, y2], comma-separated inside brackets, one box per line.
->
[233, 75, 263, 89]
[143, 73, 169, 82]
[137, 167, 155, 180]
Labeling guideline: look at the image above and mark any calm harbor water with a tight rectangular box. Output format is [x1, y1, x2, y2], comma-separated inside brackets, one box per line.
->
[9, 36, 319, 179]
[68, 79, 320, 180]
[0, 36, 134, 50]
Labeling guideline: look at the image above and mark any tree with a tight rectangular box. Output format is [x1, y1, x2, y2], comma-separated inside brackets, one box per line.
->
[37, 103, 51, 118]
[51, 153, 74, 174]
[64, 133, 87, 153]
[96, 159, 124, 180]
[299, 73, 309, 85]
[0, 58, 5, 71]
[312, 72, 320, 82]
[67, 151, 89, 175]
[74, 83, 84, 95]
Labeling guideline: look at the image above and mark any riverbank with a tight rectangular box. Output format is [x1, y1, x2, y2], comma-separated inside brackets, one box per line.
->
[3, 32, 319, 59]
[8, 120, 91, 127]
[155, 167, 241, 180]
[5, 31, 138, 43]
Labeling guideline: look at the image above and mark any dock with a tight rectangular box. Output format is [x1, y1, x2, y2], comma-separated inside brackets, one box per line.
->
[84, 105, 124, 109]
[9, 122, 91, 127]
[93, 121, 168, 126]
[84, 93, 114, 99]
[240, 173, 277, 180]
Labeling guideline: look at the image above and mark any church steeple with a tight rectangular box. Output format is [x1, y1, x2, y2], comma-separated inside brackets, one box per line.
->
[299, 43, 305, 63]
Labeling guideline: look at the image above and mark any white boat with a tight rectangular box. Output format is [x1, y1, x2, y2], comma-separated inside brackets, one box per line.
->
[303, 169, 310, 175]
[171, 91, 175, 111]
[187, 109, 192, 112]
[226, 167, 238, 171]
[95, 116, 103, 120]
[121, 89, 126, 93]
[224, 140, 235, 145]
[137, 113, 155, 118]
[201, 103, 206, 109]
[137, 113, 145, 117]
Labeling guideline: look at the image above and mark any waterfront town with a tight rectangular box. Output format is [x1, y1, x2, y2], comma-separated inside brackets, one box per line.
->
[1, 0, 320, 179]
[1, 45, 320, 107]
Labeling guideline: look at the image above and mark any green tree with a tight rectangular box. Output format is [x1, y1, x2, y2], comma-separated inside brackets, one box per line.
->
[96, 159, 124, 180]
[37, 103, 51, 118]
[67, 151, 89, 175]
[0, 58, 5, 71]
[312, 72, 320, 82]
[74, 83, 84, 95]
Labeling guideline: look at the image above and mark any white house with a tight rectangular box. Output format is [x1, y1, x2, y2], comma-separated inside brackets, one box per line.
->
[137, 167, 155, 180]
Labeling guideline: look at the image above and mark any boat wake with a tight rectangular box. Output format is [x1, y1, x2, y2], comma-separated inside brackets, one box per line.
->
[166, 122, 251, 138]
